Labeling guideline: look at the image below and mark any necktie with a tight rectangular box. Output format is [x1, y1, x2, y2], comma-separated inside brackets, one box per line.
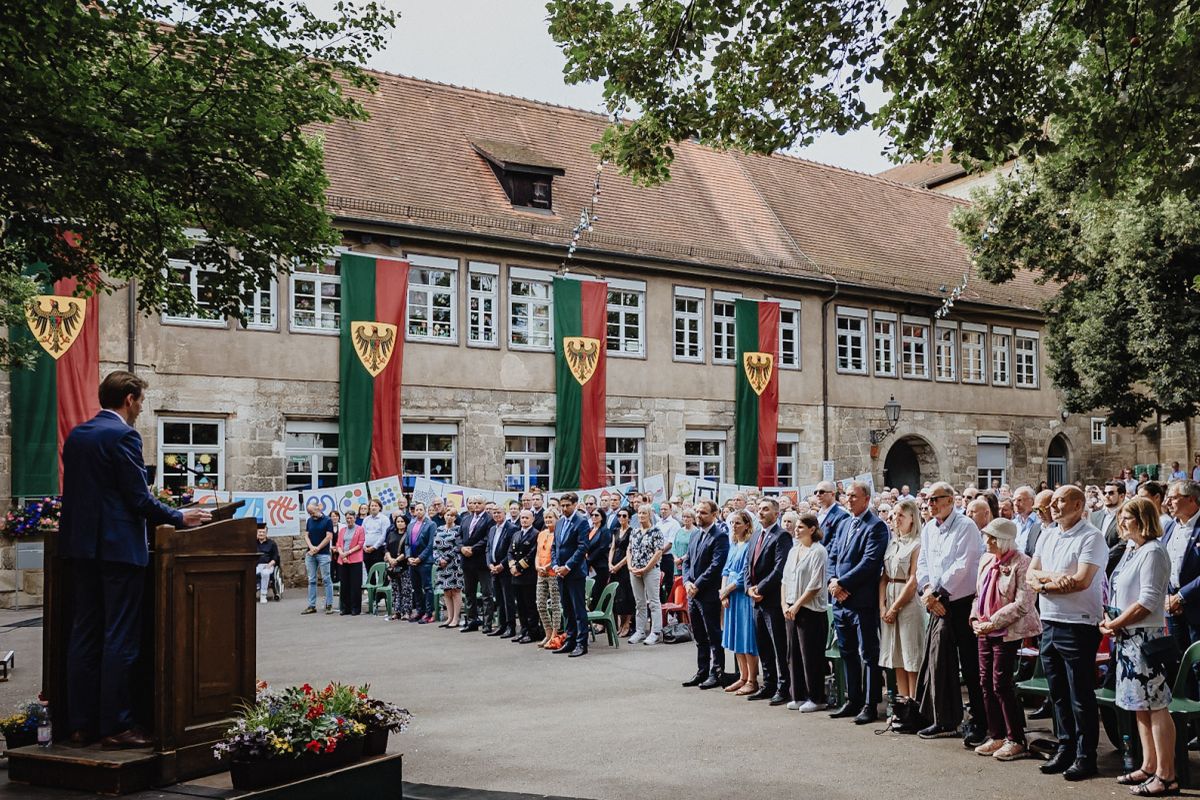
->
[751, 531, 766, 582]
[471, 513, 483, 534]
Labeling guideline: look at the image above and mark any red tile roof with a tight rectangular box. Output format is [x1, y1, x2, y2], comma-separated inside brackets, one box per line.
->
[319, 74, 1044, 311]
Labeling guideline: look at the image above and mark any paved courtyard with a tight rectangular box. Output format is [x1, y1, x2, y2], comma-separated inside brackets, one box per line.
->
[0, 599, 1171, 799]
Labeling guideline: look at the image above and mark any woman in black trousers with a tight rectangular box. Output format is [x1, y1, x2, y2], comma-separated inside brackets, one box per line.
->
[586, 509, 612, 610]
[780, 512, 830, 711]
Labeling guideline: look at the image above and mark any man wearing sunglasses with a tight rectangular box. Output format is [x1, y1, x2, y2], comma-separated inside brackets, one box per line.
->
[1089, 481, 1126, 576]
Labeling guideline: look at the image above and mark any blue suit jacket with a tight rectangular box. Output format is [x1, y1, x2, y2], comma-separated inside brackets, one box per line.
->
[683, 524, 730, 602]
[1175, 521, 1200, 624]
[405, 518, 437, 563]
[551, 510, 589, 580]
[830, 509, 888, 610]
[59, 411, 184, 567]
[820, 503, 854, 574]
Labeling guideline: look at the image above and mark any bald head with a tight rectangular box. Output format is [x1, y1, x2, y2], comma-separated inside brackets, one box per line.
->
[967, 498, 993, 531]
[1050, 484, 1086, 528]
[816, 481, 836, 509]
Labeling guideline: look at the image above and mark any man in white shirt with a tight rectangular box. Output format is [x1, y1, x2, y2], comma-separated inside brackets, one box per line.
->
[914, 481, 987, 744]
[657, 500, 682, 600]
[897, 485, 915, 502]
[1192, 456, 1200, 482]
[1012, 486, 1042, 557]
[1166, 481, 1200, 644]
[1027, 485, 1107, 780]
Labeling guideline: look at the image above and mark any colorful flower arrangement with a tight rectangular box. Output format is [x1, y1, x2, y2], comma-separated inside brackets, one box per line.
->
[154, 486, 195, 508]
[0, 701, 49, 737]
[213, 682, 410, 762]
[2, 497, 61, 538]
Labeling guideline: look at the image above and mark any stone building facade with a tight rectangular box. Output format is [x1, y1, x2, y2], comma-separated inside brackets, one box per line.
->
[2, 74, 1187, 603]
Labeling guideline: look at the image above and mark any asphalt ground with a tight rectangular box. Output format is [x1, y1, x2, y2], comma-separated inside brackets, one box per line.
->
[0, 598, 1181, 799]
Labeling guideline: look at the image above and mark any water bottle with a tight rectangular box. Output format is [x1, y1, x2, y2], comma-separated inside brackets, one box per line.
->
[1122, 734, 1135, 772]
[825, 674, 837, 707]
[37, 708, 51, 748]
[886, 689, 897, 719]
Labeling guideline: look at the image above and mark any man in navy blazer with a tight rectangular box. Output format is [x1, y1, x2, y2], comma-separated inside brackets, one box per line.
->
[745, 498, 793, 705]
[485, 502, 519, 637]
[827, 481, 889, 724]
[60, 371, 209, 748]
[458, 495, 494, 632]
[404, 502, 437, 621]
[815, 481, 853, 574]
[551, 492, 590, 657]
[681, 499, 730, 689]
[1167, 481, 1200, 639]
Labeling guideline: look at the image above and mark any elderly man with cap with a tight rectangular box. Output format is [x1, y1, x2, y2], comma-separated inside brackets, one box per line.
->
[970, 518, 1042, 761]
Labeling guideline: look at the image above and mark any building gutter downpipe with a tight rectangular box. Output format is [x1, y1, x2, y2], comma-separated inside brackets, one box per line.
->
[820, 276, 840, 463]
[127, 281, 136, 371]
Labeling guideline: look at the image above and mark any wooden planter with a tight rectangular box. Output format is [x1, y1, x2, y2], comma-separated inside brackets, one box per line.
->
[228, 735, 365, 790]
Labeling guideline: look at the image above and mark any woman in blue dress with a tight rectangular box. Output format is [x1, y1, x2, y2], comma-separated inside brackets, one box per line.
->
[721, 509, 759, 696]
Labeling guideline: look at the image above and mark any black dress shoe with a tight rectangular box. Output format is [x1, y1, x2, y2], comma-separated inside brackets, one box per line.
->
[1039, 749, 1074, 774]
[460, 621, 480, 633]
[682, 672, 706, 687]
[698, 676, 722, 690]
[1062, 759, 1097, 781]
[486, 628, 505, 637]
[768, 693, 788, 706]
[1029, 702, 1053, 720]
[567, 647, 587, 657]
[962, 726, 987, 748]
[514, 635, 533, 644]
[854, 708, 878, 725]
[828, 702, 856, 718]
[746, 686, 774, 701]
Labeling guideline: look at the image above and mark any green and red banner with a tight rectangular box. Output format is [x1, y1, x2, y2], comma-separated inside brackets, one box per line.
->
[338, 253, 409, 483]
[734, 298, 780, 487]
[553, 277, 607, 490]
[9, 275, 100, 497]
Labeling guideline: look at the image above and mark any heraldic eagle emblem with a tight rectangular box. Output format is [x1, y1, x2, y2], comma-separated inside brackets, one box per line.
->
[25, 294, 86, 360]
[351, 321, 398, 378]
[563, 336, 601, 386]
[743, 351, 774, 396]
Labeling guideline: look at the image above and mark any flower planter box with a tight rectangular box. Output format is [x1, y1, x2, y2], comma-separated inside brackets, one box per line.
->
[3, 729, 37, 751]
[362, 727, 389, 756]
[229, 734, 364, 790]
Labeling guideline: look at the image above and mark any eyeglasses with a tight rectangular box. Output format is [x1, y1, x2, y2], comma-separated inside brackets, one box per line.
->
[1103, 490, 1117, 496]
[927, 495, 952, 502]
[815, 490, 831, 495]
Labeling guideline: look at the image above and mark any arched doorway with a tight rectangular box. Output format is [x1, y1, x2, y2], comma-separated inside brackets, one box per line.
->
[1047, 434, 1070, 488]
[883, 435, 938, 492]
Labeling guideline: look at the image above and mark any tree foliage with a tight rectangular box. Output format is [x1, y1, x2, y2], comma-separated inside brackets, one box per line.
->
[0, 0, 395, 370]
[548, 0, 1200, 424]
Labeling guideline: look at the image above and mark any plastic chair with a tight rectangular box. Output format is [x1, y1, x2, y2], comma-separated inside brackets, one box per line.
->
[825, 606, 845, 706]
[363, 562, 393, 617]
[1167, 641, 1200, 788]
[432, 565, 444, 621]
[661, 576, 689, 625]
[587, 582, 619, 648]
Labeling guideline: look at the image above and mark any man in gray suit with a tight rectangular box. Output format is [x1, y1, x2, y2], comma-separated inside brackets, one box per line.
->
[1089, 481, 1126, 575]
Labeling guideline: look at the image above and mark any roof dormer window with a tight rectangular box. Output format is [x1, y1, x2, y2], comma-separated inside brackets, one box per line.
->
[471, 138, 564, 213]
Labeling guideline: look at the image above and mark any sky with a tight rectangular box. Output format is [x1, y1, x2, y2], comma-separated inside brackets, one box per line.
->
[311, 0, 896, 175]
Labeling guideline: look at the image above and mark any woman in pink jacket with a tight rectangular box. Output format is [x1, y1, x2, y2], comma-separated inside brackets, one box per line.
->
[970, 517, 1042, 762]
[333, 509, 366, 616]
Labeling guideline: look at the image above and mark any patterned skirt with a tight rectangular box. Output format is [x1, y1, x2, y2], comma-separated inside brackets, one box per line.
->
[1115, 629, 1173, 711]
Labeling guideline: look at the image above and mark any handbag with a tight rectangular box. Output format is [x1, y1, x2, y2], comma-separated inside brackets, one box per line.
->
[661, 622, 693, 644]
[1141, 633, 1181, 671]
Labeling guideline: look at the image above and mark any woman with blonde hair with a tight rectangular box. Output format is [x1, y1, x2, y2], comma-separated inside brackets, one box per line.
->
[721, 510, 759, 695]
[1102, 497, 1177, 795]
[535, 508, 563, 649]
[879, 498, 923, 700]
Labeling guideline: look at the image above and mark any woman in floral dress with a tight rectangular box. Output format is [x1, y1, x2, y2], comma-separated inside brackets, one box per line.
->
[433, 507, 465, 626]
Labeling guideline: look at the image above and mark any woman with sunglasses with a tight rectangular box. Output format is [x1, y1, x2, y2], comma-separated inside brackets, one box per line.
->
[609, 507, 636, 637]
[586, 508, 612, 611]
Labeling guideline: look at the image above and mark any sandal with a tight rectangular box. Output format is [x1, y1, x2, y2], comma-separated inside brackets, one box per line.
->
[724, 679, 746, 693]
[734, 683, 759, 697]
[1130, 776, 1180, 797]
[1118, 770, 1153, 786]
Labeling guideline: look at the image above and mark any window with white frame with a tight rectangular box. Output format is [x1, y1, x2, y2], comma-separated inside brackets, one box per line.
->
[771, 298, 801, 369]
[712, 292, 739, 364]
[605, 427, 645, 485]
[673, 286, 705, 362]
[402, 423, 457, 490]
[775, 433, 800, 487]
[961, 324, 986, 383]
[503, 426, 554, 491]
[407, 253, 457, 342]
[684, 431, 725, 482]
[509, 267, 554, 350]
[466, 261, 499, 347]
[241, 278, 277, 330]
[872, 312, 897, 377]
[290, 255, 342, 333]
[976, 436, 1008, 489]
[901, 316, 930, 379]
[606, 279, 645, 356]
[1091, 417, 1108, 445]
[991, 326, 1011, 386]
[836, 306, 868, 374]
[285, 421, 339, 491]
[164, 259, 224, 326]
[935, 322, 957, 382]
[1015, 329, 1040, 388]
[158, 417, 225, 495]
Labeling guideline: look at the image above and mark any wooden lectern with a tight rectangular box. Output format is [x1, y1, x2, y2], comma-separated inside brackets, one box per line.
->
[24, 507, 258, 793]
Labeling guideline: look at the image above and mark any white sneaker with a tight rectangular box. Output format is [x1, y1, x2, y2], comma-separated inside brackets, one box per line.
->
[786, 701, 801, 710]
[799, 701, 825, 713]
[629, 631, 646, 645]
[643, 634, 660, 646]
[260, 596, 268, 604]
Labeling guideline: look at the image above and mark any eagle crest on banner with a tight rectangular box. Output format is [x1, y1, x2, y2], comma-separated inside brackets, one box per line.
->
[563, 336, 600, 386]
[743, 352, 774, 396]
[25, 295, 86, 359]
[351, 321, 397, 377]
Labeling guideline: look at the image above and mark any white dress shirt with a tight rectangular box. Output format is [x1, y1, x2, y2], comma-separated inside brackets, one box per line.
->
[1167, 509, 1200, 589]
[916, 510, 982, 602]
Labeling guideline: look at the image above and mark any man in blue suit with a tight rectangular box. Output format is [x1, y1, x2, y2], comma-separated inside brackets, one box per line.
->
[551, 492, 590, 657]
[59, 371, 209, 748]
[827, 480, 889, 724]
[815, 481, 853, 574]
[681, 499, 730, 689]
[745, 498, 793, 705]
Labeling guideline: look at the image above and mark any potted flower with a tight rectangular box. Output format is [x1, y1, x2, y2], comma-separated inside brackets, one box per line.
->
[214, 682, 374, 789]
[0, 701, 49, 751]
[2, 497, 61, 538]
[352, 691, 411, 756]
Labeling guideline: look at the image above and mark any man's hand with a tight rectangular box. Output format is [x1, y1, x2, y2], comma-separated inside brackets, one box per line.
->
[685, 582, 697, 598]
[748, 585, 762, 604]
[461, 545, 473, 557]
[555, 565, 569, 578]
[409, 558, 421, 567]
[1168, 594, 1183, 615]
[181, 508, 211, 527]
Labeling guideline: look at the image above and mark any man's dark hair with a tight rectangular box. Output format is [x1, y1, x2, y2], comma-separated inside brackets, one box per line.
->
[559, 491, 579, 504]
[98, 370, 148, 410]
[1105, 480, 1127, 495]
